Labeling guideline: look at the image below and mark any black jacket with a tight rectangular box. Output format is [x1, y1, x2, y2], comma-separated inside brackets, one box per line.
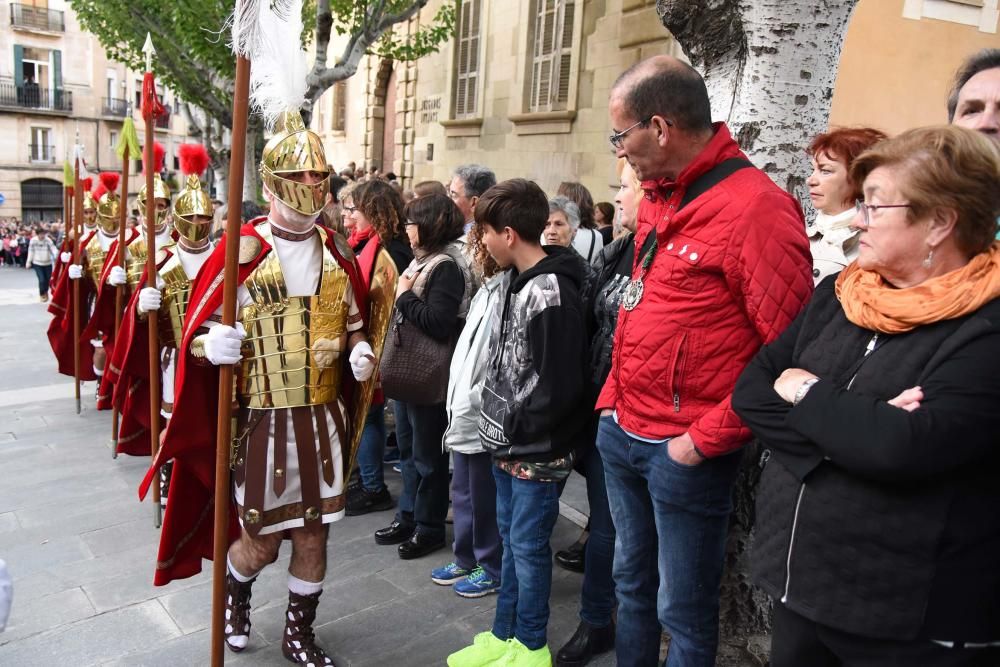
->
[732, 275, 1000, 643]
[479, 246, 588, 463]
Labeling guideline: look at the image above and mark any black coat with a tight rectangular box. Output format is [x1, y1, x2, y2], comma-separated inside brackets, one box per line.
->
[732, 275, 1000, 643]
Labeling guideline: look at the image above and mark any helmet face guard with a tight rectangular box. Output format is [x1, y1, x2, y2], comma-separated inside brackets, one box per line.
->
[173, 174, 214, 242]
[260, 111, 330, 216]
[173, 214, 213, 243]
[96, 195, 120, 234]
[137, 173, 172, 225]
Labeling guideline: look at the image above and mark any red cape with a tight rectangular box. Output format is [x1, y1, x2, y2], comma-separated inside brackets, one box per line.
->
[50, 237, 75, 288]
[106, 248, 174, 456]
[46, 229, 101, 381]
[139, 220, 367, 586]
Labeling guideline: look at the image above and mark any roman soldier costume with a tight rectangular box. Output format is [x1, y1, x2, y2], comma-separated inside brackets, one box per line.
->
[139, 108, 393, 665]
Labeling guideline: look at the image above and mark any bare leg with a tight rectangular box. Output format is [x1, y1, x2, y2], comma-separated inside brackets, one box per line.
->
[228, 528, 282, 578]
[93, 346, 107, 373]
[288, 523, 328, 582]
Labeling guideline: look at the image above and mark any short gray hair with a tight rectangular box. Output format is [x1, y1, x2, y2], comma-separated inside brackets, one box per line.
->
[548, 196, 580, 230]
[452, 164, 497, 198]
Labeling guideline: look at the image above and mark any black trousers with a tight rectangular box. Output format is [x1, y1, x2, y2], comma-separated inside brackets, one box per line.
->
[393, 400, 450, 540]
[772, 602, 1000, 667]
[32, 263, 52, 295]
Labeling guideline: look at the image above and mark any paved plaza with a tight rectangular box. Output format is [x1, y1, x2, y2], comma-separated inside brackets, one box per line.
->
[0, 265, 612, 666]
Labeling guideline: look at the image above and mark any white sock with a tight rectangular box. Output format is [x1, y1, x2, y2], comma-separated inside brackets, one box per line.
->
[287, 574, 322, 596]
[227, 555, 258, 583]
[93, 365, 103, 377]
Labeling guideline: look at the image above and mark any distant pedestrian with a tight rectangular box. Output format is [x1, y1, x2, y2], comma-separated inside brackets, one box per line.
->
[25, 228, 58, 301]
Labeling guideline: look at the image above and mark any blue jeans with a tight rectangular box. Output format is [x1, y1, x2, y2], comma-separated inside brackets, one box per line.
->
[597, 416, 742, 667]
[357, 403, 386, 492]
[579, 446, 616, 628]
[491, 466, 561, 651]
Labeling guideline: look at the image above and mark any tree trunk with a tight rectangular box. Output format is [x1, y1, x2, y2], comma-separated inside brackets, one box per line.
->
[655, 2, 860, 665]
[242, 124, 262, 203]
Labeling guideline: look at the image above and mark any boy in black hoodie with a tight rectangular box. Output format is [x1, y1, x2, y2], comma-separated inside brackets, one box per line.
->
[448, 179, 588, 667]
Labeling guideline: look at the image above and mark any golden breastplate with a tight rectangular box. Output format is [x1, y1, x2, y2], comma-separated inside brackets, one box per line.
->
[127, 236, 175, 287]
[85, 234, 107, 283]
[238, 229, 351, 409]
[159, 254, 192, 349]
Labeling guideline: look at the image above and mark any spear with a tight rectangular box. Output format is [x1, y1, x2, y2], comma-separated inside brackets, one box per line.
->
[72, 135, 83, 415]
[111, 108, 139, 459]
[61, 157, 72, 286]
[141, 33, 165, 528]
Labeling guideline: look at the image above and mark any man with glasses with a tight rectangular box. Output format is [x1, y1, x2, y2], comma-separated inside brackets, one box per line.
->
[595, 55, 813, 667]
[449, 165, 496, 234]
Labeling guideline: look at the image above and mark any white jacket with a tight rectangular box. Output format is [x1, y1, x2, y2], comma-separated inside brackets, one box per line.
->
[442, 274, 503, 454]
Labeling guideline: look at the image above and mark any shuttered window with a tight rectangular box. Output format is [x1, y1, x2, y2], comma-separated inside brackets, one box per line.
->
[453, 0, 482, 119]
[332, 81, 347, 132]
[529, 0, 575, 113]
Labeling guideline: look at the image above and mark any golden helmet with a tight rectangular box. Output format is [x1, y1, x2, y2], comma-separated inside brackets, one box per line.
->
[95, 172, 121, 234]
[82, 177, 97, 216]
[260, 110, 330, 216]
[172, 144, 213, 242]
[137, 142, 171, 225]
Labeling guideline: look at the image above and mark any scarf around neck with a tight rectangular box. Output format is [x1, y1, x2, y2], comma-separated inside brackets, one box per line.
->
[347, 225, 375, 250]
[835, 242, 1000, 333]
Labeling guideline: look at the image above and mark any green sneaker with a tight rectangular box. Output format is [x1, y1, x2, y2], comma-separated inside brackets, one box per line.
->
[499, 638, 552, 666]
[447, 632, 510, 667]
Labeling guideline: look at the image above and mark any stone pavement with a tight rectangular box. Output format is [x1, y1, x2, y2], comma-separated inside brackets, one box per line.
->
[0, 265, 614, 667]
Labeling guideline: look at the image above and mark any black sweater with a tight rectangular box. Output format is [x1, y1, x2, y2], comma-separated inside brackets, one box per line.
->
[732, 276, 1000, 643]
[394, 259, 464, 342]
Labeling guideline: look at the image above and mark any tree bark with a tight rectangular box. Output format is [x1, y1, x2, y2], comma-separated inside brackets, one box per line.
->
[655, 2, 860, 664]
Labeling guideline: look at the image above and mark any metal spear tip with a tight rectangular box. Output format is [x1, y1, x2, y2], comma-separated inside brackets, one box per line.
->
[142, 32, 156, 71]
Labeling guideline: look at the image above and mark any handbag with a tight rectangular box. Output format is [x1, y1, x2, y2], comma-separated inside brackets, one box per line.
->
[379, 310, 452, 405]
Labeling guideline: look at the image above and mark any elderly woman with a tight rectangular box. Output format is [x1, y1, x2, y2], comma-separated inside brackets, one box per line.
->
[556, 183, 605, 262]
[733, 126, 1000, 666]
[806, 127, 887, 283]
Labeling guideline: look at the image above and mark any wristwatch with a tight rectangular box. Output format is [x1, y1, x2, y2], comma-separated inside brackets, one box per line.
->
[793, 378, 819, 405]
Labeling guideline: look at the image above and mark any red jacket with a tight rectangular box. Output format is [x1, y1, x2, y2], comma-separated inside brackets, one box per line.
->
[596, 123, 813, 457]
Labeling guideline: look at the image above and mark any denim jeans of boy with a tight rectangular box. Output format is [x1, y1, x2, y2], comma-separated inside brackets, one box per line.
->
[393, 400, 450, 539]
[357, 403, 386, 492]
[491, 466, 561, 651]
[579, 445, 616, 628]
[597, 416, 742, 667]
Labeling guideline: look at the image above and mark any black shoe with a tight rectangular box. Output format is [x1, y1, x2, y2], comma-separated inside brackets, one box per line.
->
[554, 539, 587, 573]
[397, 532, 446, 560]
[374, 520, 415, 545]
[346, 485, 394, 516]
[555, 620, 615, 667]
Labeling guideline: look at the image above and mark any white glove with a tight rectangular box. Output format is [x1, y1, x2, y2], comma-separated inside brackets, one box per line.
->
[137, 287, 162, 314]
[68, 264, 83, 280]
[349, 340, 376, 381]
[60, 251, 72, 263]
[204, 322, 246, 366]
[108, 266, 127, 286]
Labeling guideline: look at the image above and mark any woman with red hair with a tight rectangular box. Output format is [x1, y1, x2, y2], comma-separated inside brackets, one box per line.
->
[806, 127, 887, 283]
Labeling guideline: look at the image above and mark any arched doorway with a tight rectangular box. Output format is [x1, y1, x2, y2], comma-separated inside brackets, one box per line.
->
[381, 67, 398, 174]
[368, 58, 395, 174]
[20, 177, 62, 222]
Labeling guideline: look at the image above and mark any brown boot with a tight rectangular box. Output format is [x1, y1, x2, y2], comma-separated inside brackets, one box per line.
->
[281, 590, 335, 666]
[224, 572, 255, 653]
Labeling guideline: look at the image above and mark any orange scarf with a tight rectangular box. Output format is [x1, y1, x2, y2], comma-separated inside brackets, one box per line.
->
[835, 243, 1000, 333]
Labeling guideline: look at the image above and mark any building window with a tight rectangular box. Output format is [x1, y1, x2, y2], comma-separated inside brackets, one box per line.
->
[453, 0, 482, 119]
[110, 130, 118, 150]
[332, 81, 347, 132]
[135, 79, 142, 109]
[528, 0, 576, 112]
[903, 0, 998, 33]
[30, 126, 52, 162]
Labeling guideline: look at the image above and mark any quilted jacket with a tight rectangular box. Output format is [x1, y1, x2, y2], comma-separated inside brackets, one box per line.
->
[595, 123, 813, 457]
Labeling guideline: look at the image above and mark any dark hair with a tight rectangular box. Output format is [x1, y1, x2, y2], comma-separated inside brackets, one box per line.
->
[808, 127, 888, 201]
[948, 49, 1000, 122]
[557, 181, 595, 229]
[453, 164, 497, 198]
[403, 193, 464, 254]
[414, 180, 447, 198]
[329, 175, 348, 202]
[595, 201, 615, 226]
[385, 172, 398, 182]
[241, 200, 264, 222]
[353, 179, 406, 243]
[465, 214, 502, 279]
[474, 178, 548, 243]
[613, 58, 712, 133]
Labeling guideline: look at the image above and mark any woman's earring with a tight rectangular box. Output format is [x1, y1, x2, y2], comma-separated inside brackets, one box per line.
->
[923, 248, 934, 269]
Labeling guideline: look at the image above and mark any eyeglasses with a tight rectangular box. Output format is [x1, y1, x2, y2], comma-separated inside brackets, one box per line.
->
[854, 200, 912, 228]
[404, 220, 419, 227]
[609, 117, 653, 149]
[342, 205, 356, 213]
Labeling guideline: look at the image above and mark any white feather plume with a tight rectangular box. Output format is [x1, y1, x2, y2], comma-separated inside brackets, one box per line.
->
[229, 0, 307, 131]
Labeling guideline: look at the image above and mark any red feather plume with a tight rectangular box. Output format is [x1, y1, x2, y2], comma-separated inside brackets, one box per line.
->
[142, 142, 166, 175]
[66, 186, 74, 197]
[99, 171, 120, 194]
[178, 144, 209, 178]
[81, 177, 94, 193]
[92, 184, 108, 202]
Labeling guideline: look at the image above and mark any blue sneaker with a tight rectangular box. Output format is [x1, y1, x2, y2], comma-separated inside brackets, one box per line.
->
[453, 566, 500, 598]
[431, 561, 471, 585]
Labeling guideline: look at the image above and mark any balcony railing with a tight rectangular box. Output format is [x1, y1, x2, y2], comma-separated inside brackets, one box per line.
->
[10, 3, 65, 32]
[0, 83, 72, 113]
[102, 97, 129, 117]
[29, 143, 55, 163]
[155, 110, 171, 129]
